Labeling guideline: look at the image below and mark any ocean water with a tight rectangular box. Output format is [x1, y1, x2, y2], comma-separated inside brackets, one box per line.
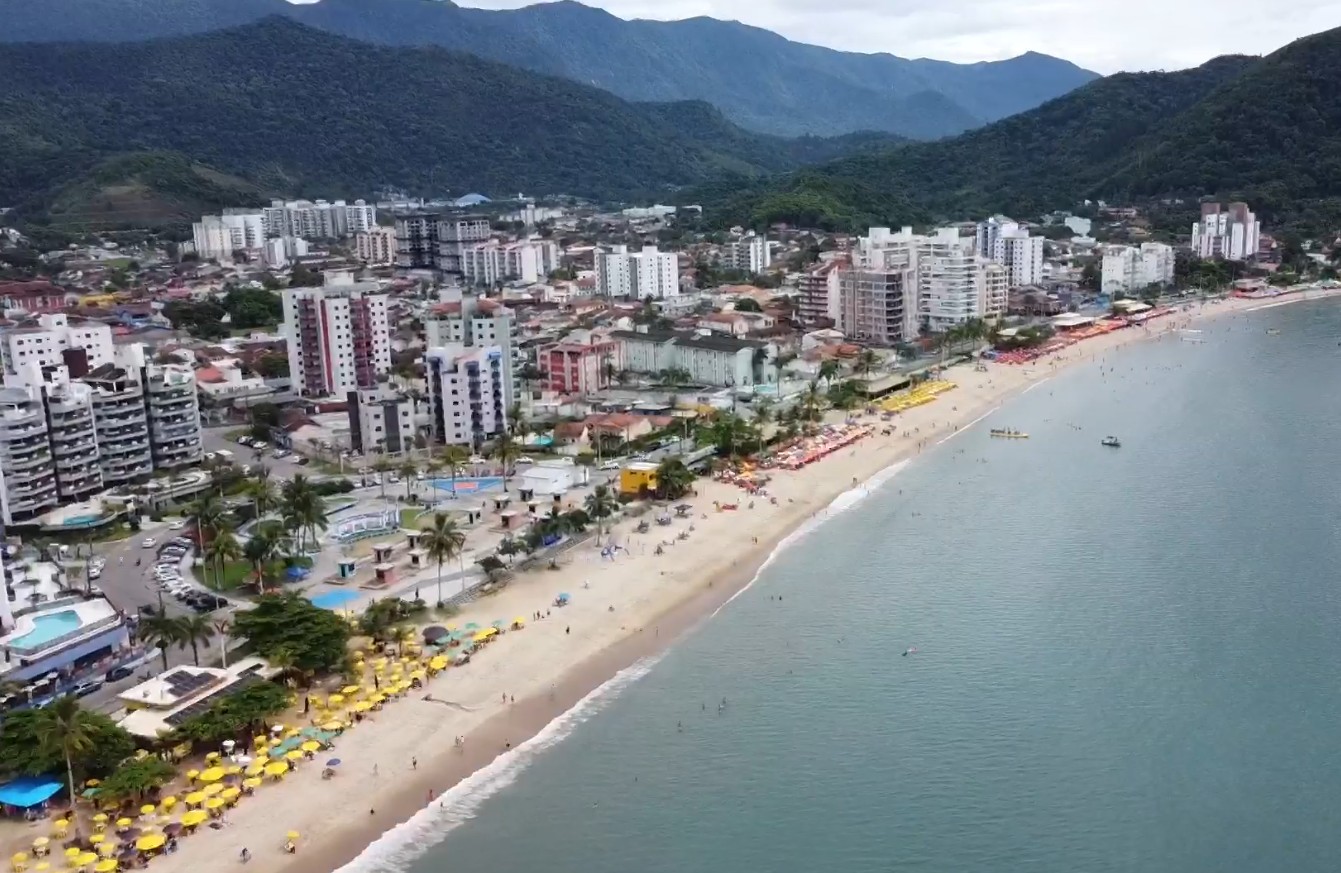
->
[366, 300, 1341, 873]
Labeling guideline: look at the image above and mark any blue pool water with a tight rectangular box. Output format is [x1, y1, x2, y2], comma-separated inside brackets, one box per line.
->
[60, 514, 103, 527]
[430, 476, 504, 494]
[11, 611, 82, 648]
[310, 590, 360, 610]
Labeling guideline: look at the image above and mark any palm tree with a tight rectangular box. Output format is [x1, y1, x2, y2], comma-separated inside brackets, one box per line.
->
[753, 399, 775, 455]
[175, 614, 216, 666]
[212, 618, 232, 668]
[583, 484, 619, 539]
[854, 349, 880, 380]
[799, 382, 826, 431]
[242, 526, 286, 593]
[493, 432, 521, 492]
[35, 696, 97, 838]
[204, 530, 241, 592]
[399, 459, 418, 501]
[372, 456, 394, 501]
[654, 458, 696, 500]
[189, 494, 227, 545]
[280, 475, 326, 553]
[439, 445, 470, 496]
[246, 469, 279, 522]
[423, 513, 466, 603]
[817, 359, 842, 388]
[138, 610, 184, 671]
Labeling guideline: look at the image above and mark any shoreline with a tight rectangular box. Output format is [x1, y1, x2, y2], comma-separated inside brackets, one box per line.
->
[131, 287, 1341, 873]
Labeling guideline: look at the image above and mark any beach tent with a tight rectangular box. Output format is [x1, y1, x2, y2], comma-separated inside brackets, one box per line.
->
[0, 776, 63, 808]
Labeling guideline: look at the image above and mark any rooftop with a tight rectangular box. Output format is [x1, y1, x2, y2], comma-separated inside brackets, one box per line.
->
[117, 657, 278, 739]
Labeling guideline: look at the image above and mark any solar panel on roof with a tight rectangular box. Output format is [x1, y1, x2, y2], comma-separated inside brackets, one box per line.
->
[163, 676, 267, 727]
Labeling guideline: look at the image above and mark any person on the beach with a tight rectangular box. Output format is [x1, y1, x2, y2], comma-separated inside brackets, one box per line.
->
[239, 849, 250, 864]
[412, 757, 418, 770]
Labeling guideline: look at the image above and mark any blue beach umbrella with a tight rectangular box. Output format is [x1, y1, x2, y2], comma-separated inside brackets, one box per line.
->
[326, 759, 341, 767]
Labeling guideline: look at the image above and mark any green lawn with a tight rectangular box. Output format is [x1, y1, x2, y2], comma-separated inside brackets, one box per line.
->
[193, 555, 315, 592]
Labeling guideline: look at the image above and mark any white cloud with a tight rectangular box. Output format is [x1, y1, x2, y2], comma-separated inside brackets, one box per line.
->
[443, 0, 1341, 73]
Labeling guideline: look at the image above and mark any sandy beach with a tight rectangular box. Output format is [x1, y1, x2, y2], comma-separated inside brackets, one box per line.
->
[22, 289, 1335, 873]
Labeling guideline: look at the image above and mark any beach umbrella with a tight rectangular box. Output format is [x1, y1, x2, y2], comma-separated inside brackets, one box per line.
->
[512, 616, 527, 627]
[300, 740, 321, 753]
[326, 758, 341, 767]
[224, 765, 242, 776]
[93, 861, 116, 873]
[160, 796, 177, 810]
[132, 835, 164, 853]
[244, 763, 265, 777]
[183, 791, 205, 806]
[138, 805, 155, 817]
[284, 750, 304, 762]
[340, 685, 360, 696]
[220, 787, 241, 802]
[463, 622, 480, 631]
[35, 863, 50, 871]
[197, 766, 225, 783]
[422, 626, 448, 643]
[286, 831, 300, 841]
[180, 811, 208, 828]
[203, 798, 225, 811]
[113, 819, 131, 830]
[31, 839, 47, 851]
[327, 694, 345, 707]
[74, 854, 97, 868]
[352, 701, 372, 712]
[321, 720, 343, 731]
[200, 783, 224, 797]
[63, 850, 80, 861]
[91, 815, 107, 825]
[12, 854, 28, 865]
[85, 837, 102, 848]
[369, 693, 386, 704]
[242, 777, 263, 790]
[264, 761, 289, 778]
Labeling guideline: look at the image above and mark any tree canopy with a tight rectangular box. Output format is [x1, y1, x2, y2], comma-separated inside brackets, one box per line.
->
[229, 592, 351, 674]
[0, 706, 136, 781]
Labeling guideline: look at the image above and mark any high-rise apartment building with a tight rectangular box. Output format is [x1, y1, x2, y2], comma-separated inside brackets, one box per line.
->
[2, 314, 115, 380]
[460, 239, 560, 286]
[426, 295, 517, 411]
[425, 346, 508, 448]
[262, 199, 376, 240]
[975, 217, 1044, 286]
[192, 212, 266, 260]
[594, 245, 679, 299]
[282, 278, 392, 398]
[347, 388, 417, 455]
[1101, 243, 1176, 296]
[354, 228, 397, 266]
[0, 346, 202, 526]
[720, 233, 771, 275]
[393, 214, 492, 274]
[1192, 202, 1260, 261]
[798, 259, 844, 326]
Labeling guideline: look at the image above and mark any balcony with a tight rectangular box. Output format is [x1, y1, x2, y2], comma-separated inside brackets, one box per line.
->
[52, 437, 97, 458]
[7, 435, 49, 456]
[52, 421, 95, 442]
[55, 453, 99, 472]
[6, 451, 53, 472]
[9, 491, 57, 513]
[10, 475, 57, 496]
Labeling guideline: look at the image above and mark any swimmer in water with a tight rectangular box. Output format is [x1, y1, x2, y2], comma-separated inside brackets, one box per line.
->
[903, 647, 918, 656]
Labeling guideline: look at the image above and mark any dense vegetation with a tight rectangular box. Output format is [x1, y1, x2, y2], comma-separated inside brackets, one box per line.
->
[0, 19, 900, 229]
[0, 0, 1098, 139]
[701, 27, 1341, 236]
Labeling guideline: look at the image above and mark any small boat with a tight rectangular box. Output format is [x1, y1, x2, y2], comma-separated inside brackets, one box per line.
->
[1267, 328, 1281, 336]
[1101, 436, 1121, 448]
[989, 428, 1029, 439]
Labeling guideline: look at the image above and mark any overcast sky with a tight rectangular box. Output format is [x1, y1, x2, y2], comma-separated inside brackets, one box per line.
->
[435, 0, 1341, 73]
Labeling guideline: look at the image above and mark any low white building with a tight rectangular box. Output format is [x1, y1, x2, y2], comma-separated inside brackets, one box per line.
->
[611, 327, 776, 388]
[347, 388, 417, 454]
[1101, 242, 1175, 296]
[263, 236, 309, 269]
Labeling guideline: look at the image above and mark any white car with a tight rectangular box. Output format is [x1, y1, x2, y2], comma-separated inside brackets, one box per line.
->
[416, 471, 425, 480]
[600, 459, 621, 471]
[469, 455, 486, 465]
[168, 520, 186, 530]
[516, 456, 535, 465]
[141, 538, 156, 548]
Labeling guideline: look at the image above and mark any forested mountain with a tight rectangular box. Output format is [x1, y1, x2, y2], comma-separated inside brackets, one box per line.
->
[0, 19, 902, 229]
[0, 0, 1098, 139]
[699, 26, 1341, 234]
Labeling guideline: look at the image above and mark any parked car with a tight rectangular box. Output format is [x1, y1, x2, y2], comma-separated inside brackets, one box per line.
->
[72, 679, 104, 698]
[140, 537, 156, 548]
[105, 665, 135, 682]
[600, 459, 621, 471]
[168, 520, 187, 530]
[517, 456, 535, 465]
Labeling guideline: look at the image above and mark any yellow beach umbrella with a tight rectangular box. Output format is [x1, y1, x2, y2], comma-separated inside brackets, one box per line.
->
[73, 855, 96, 869]
[300, 740, 321, 752]
[429, 656, 448, 670]
[352, 700, 372, 712]
[340, 685, 360, 695]
[204, 751, 220, 762]
[197, 766, 225, 783]
[160, 796, 177, 810]
[284, 750, 304, 761]
[180, 811, 208, 828]
[133, 836, 164, 853]
[138, 805, 155, 817]
[242, 777, 262, 790]
[244, 763, 265, 777]
[91, 814, 108, 825]
[225, 765, 242, 775]
[93, 861, 116, 873]
[327, 694, 345, 707]
[369, 693, 386, 704]
[31, 840, 47, 850]
[113, 819, 131, 829]
[51, 821, 68, 833]
[63, 850, 80, 861]
[183, 791, 205, 806]
[320, 720, 343, 731]
[95, 846, 113, 860]
[85, 837, 102, 848]
[264, 761, 289, 778]
[286, 831, 300, 840]
[204, 797, 225, 811]
[12, 854, 29, 865]
[220, 786, 241, 801]
[185, 769, 199, 782]
[201, 783, 224, 797]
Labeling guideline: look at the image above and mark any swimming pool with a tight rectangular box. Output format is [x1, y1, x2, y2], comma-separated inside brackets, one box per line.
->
[310, 590, 360, 610]
[430, 476, 504, 494]
[60, 514, 103, 527]
[11, 610, 82, 648]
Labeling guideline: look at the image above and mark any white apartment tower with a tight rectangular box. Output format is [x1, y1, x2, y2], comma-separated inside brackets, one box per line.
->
[263, 199, 376, 240]
[282, 278, 392, 398]
[460, 239, 560, 286]
[594, 245, 679, 299]
[917, 228, 982, 332]
[425, 295, 517, 411]
[991, 223, 1045, 287]
[1101, 243, 1175, 296]
[425, 346, 508, 448]
[1192, 202, 1260, 261]
[355, 228, 397, 266]
[721, 233, 771, 275]
[1, 314, 115, 380]
[192, 211, 266, 260]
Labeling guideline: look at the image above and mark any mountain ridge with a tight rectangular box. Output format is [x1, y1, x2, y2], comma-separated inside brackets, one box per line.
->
[0, 0, 1098, 139]
[0, 18, 907, 228]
